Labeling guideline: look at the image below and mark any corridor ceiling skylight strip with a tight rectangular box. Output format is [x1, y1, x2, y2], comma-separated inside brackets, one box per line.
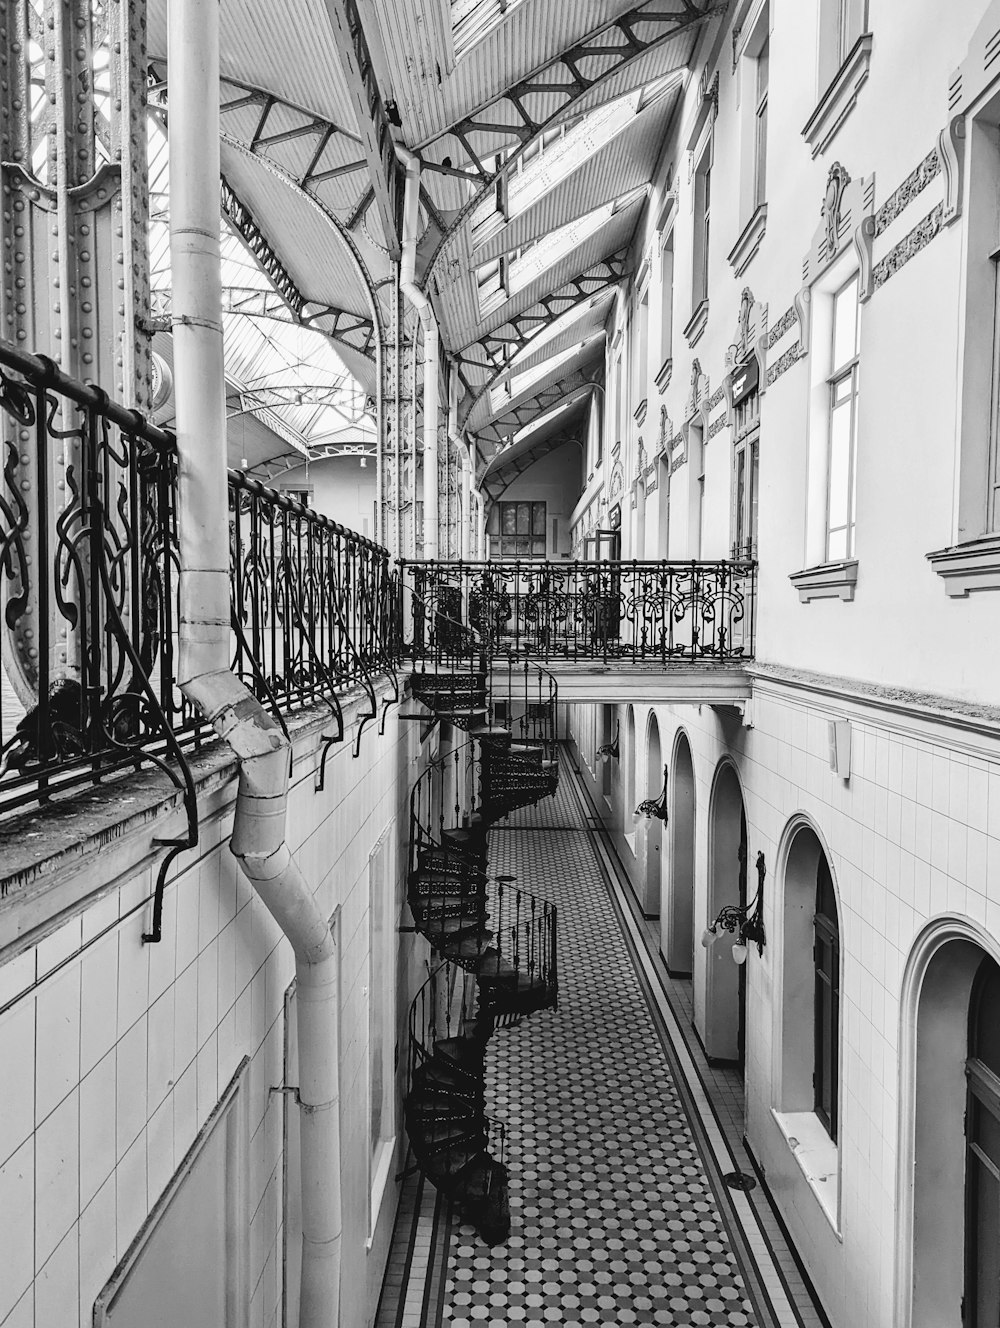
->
[452, 0, 527, 61]
[470, 76, 679, 239]
[489, 333, 604, 414]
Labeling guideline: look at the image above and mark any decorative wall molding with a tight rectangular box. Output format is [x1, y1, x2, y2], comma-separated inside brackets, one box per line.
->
[926, 536, 1000, 597]
[767, 305, 797, 349]
[801, 34, 874, 158]
[708, 415, 728, 440]
[684, 358, 711, 425]
[874, 149, 941, 237]
[872, 204, 944, 294]
[766, 342, 803, 387]
[802, 162, 877, 304]
[723, 287, 768, 418]
[728, 203, 768, 276]
[938, 116, 966, 226]
[655, 356, 674, 392]
[789, 559, 859, 603]
[683, 298, 710, 347]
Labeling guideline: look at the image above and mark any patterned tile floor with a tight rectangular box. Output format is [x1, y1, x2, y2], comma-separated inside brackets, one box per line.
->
[376, 751, 826, 1328]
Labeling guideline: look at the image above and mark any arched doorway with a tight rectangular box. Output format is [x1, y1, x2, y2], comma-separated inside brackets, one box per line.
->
[664, 732, 695, 975]
[902, 927, 1000, 1328]
[600, 705, 614, 798]
[777, 822, 842, 1135]
[704, 762, 746, 1067]
[640, 714, 662, 916]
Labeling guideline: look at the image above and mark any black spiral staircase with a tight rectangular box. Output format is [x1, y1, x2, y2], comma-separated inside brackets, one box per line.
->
[402, 603, 560, 1245]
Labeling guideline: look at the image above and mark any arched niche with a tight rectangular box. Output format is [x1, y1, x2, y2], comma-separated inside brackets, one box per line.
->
[664, 729, 695, 975]
[896, 919, 1000, 1328]
[639, 712, 662, 916]
[704, 760, 747, 1065]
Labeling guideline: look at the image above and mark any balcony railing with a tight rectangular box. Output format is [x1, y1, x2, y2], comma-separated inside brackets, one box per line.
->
[0, 343, 400, 824]
[400, 558, 756, 665]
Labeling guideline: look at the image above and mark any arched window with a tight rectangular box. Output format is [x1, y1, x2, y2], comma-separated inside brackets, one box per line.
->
[966, 955, 1000, 1325]
[813, 856, 840, 1140]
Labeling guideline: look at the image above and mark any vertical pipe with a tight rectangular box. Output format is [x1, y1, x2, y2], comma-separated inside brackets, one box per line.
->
[168, 3, 341, 1323]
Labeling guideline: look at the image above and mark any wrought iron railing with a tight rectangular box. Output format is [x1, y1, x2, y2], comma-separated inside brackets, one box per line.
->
[399, 558, 756, 664]
[0, 344, 199, 847]
[229, 474, 399, 765]
[0, 342, 401, 831]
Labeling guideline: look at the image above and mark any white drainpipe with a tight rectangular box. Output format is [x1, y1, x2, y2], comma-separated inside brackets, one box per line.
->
[168, 2, 341, 1324]
[395, 145, 439, 561]
[448, 364, 472, 561]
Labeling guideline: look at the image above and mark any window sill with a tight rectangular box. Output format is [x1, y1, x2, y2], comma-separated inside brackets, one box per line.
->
[926, 536, 1000, 597]
[802, 34, 874, 158]
[728, 204, 767, 277]
[789, 559, 858, 602]
[772, 1110, 841, 1236]
[684, 299, 709, 348]
[655, 357, 673, 392]
[634, 398, 648, 427]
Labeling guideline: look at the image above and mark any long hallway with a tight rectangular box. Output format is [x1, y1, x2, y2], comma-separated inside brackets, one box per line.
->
[377, 751, 823, 1328]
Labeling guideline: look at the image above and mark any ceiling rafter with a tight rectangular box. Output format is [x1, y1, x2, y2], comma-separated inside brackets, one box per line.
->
[481, 421, 585, 505]
[475, 357, 604, 449]
[419, 0, 719, 279]
[219, 177, 377, 360]
[147, 61, 370, 199]
[454, 247, 628, 420]
[321, 0, 403, 254]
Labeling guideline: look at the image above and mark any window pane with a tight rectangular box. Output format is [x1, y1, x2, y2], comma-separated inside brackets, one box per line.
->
[515, 536, 530, 557]
[531, 538, 546, 556]
[828, 394, 853, 538]
[531, 503, 546, 536]
[516, 503, 530, 534]
[501, 504, 516, 535]
[832, 275, 859, 371]
[756, 40, 769, 101]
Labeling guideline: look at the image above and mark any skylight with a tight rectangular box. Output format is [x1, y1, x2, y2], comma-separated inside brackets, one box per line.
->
[476, 188, 646, 318]
[452, 0, 527, 62]
[470, 77, 679, 239]
[506, 291, 615, 369]
[488, 333, 603, 415]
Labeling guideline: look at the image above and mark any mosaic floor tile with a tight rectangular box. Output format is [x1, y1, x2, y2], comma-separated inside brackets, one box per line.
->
[375, 751, 822, 1328]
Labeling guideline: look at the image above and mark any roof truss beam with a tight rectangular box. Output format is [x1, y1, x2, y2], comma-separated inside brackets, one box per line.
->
[475, 360, 603, 449]
[321, 0, 403, 254]
[420, 1, 715, 177]
[455, 248, 627, 420]
[220, 178, 377, 359]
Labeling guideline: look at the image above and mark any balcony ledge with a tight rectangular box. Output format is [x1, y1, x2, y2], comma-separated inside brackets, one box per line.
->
[802, 34, 874, 158]
[789, 559, 858, 602]
[927, 536, 1000, 596]
[684, 299, 710, 348]
[728, 204, 767, 277]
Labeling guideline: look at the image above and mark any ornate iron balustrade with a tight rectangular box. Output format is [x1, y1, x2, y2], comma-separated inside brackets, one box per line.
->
[0, 343, 199, 845]
[400, 558, 756, 665]
[0, 341, 402, 829]
[229, 473, 399, 759]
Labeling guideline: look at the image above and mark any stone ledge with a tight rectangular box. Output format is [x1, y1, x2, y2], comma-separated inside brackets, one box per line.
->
[927, 535, 1000, 596]
[683, 299, 710, 348]
[789, 559, 858, 602]
[727, 203, 768, 277]
[0, 681, 396, 957]
[772, 1109, 841, 1235]
[802, 34, 874, 158]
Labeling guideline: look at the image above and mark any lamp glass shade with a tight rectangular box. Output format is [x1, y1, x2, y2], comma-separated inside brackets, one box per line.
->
[700, 927, 716, 949]
[732, 942, 748, 965]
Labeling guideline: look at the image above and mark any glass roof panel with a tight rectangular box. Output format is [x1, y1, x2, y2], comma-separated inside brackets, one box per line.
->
[146, 113, 373, 454]
[452, 0, 527, 62]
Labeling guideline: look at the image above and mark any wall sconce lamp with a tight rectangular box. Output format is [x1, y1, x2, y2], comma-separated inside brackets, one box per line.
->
[597, 719, 620, 763]
[701, 850, 767, 965]
[634, 764, 669, 822]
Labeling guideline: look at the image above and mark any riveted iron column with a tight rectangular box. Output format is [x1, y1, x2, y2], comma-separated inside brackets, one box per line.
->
[0, 0, 152, 713]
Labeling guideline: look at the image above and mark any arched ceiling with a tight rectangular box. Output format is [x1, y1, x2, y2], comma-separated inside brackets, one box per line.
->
[145, 0, 723, 464]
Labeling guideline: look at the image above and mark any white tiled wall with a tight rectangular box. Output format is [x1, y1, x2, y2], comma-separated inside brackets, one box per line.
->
[571, 683, 1000, 1328]
[0, 702, 418, 1328]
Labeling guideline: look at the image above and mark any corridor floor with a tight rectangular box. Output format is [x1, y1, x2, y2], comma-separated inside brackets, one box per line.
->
[375, 752, 823, 1328]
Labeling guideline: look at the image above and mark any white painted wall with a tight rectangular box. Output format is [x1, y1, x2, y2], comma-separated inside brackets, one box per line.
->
[0, 690, 427, 1328]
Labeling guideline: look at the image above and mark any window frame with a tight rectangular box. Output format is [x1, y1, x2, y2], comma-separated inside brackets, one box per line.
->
[813, 856, 841, 1141]
[693, 146, 712, 310]
[731, 392, 760, 562]
[753, 37, 769, 210]
[496, 499, 547, 559]
[824, 272, 861, 563]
